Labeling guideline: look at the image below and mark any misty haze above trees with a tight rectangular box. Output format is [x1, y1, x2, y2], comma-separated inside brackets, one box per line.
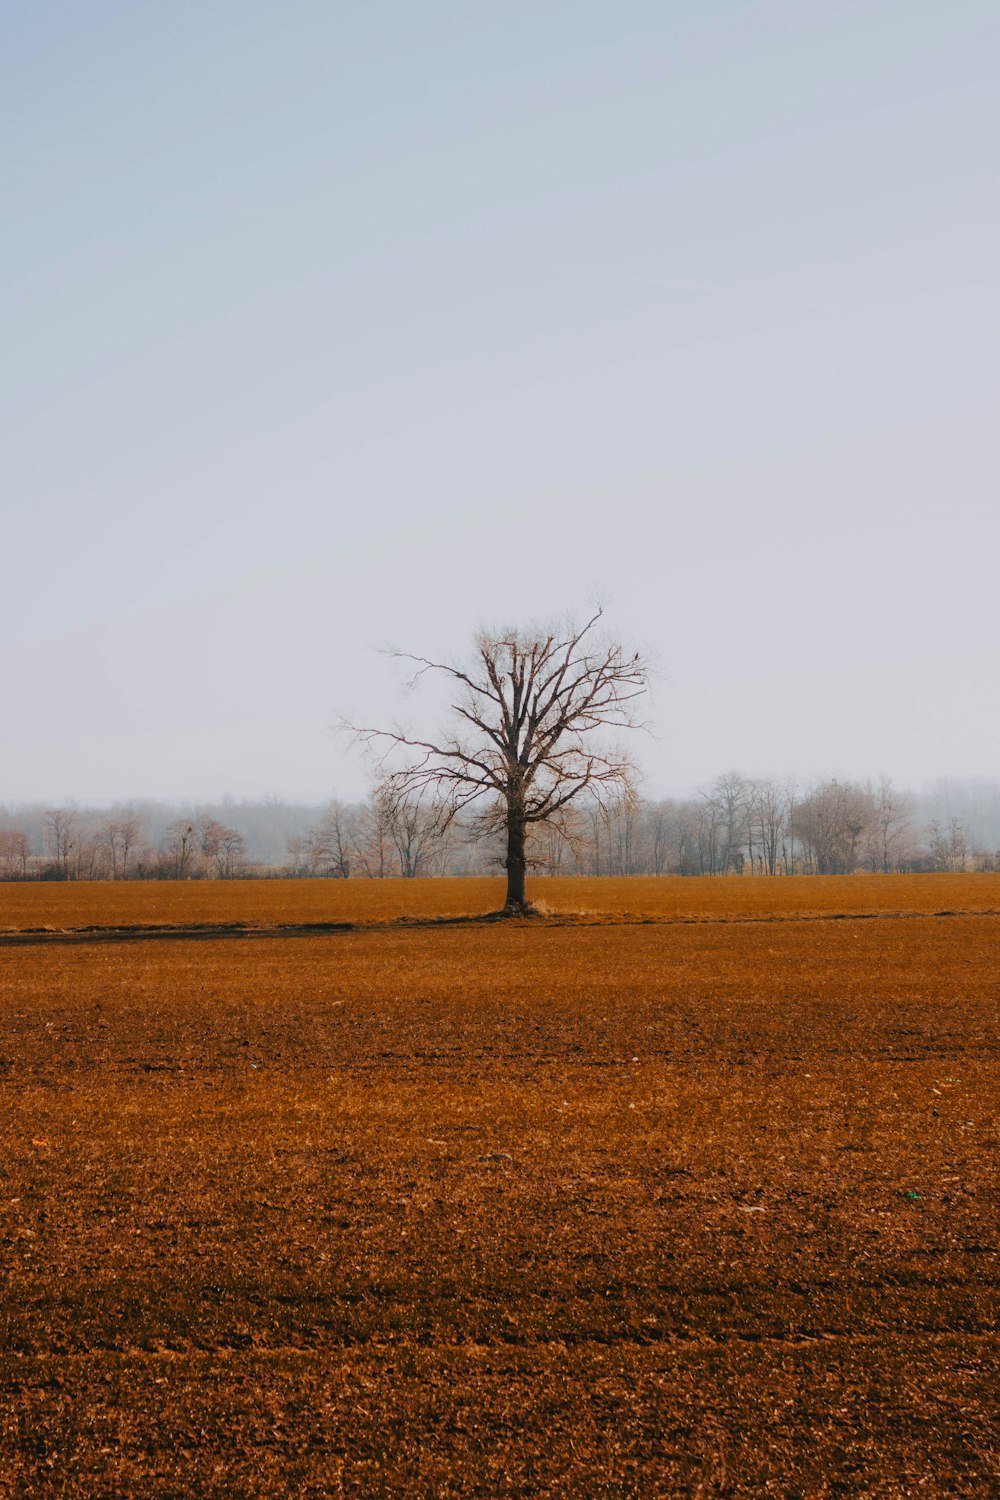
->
[2, 776, 1000, 880]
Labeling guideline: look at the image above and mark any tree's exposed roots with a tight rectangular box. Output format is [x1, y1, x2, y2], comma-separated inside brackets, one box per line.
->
[494, 900, 547, 920]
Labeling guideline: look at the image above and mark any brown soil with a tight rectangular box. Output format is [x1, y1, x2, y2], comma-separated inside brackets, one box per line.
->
[4, 870, 1000, 932]
[0, 879, 997, 1495]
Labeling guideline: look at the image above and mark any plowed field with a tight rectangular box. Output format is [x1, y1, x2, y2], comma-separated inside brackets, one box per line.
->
[4, 871, 1000, 932]
[1, 878, 997, 1496]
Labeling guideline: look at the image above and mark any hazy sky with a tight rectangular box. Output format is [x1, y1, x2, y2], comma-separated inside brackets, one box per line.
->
[4, 1, 998, 803]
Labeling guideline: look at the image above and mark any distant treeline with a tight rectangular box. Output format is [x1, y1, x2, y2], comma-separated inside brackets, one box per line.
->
[2, 776, 1000, 881]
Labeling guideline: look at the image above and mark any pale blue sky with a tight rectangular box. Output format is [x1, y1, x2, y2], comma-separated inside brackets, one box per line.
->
[3, 1, 998, 802]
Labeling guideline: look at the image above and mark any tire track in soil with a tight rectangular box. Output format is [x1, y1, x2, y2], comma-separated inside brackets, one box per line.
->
[2, 906, 999, 947]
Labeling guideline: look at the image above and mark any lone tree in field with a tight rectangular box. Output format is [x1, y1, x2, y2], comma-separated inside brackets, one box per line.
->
[355, 609, 649, 912]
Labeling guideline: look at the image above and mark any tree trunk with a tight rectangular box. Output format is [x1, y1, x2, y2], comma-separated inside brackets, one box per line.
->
[504, 804, 527, 909]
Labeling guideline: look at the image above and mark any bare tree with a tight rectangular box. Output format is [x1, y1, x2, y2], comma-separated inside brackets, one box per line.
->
[866, 777, 915, 874]
[199, 818, 246, 879]
[73, 830, 103, 881]
[216, 827, 246, 879]
[164, 820, 196, 879]
[100, 820, 121, 880]
[529, 802, 586, 875]
[354, 794, 396, 878]
[285, 834, 309, 876]
[313, 801, 358, 879]
[116, 811, 141, 879]
[352, 609, 649, 911]
[707, 772, 748, 875]
[387, 790, 443, 878]
[791, 780, 875, 875]
[99, 811, 143, 880]
[747, 777, 791, 877]
[926, 817, 968, 873]
[595, 791, 641, 876]
[643, 800, 675, 876]
[0, 829, 30, 880]
[676, 796, 723, 875]
[44, 807, 79, 879]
